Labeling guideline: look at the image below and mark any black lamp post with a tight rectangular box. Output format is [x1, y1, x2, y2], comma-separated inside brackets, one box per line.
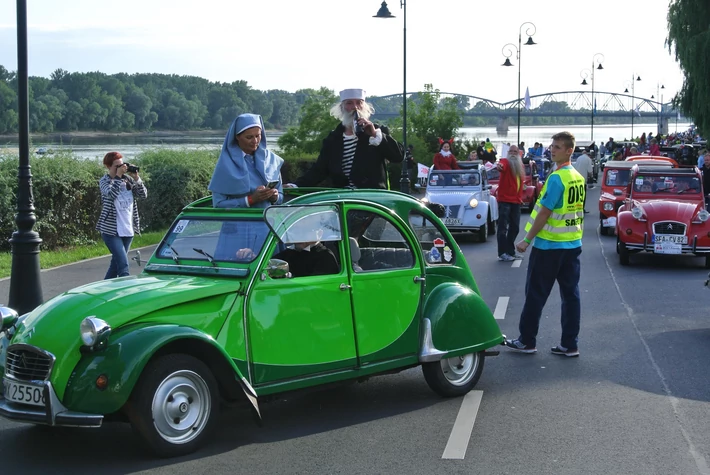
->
[374, 1, 409, 194]
[501, 22, 537, 147]
[623, 74, 641, 140]
[8, 0, 43, 314]
[652, 83, 665, 134]
[580, 53, 604, 149]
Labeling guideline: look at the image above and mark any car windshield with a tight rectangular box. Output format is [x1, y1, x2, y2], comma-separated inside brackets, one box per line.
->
[157, 218, 270, 264]
[633, 175, 701, 194]
[428, 171, 481, 187]
[605, 169, 630, 186]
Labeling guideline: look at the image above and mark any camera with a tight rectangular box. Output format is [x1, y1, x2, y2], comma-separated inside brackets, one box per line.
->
[353, 111, 365, 136]
[125, 163, 140, 173]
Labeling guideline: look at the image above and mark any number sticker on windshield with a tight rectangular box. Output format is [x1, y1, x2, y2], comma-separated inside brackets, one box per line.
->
[173, 220, 189, 234]
[635, 178, 644, 186]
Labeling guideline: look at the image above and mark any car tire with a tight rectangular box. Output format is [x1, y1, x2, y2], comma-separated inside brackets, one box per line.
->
[618, 237, 630, 265]
[600, 220, 609, 236]
[487, 215, 496, 235]
[126, 354, 219, 458]
[478, 221, 488, 242]
[422, 352, 485, 397]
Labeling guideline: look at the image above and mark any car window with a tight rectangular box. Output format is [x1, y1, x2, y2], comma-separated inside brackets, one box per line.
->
[634, 175, 701, 193]
[428, 171, 480, 187]
[158, 218, 269, 263]
[605, 169, 630, 186]
[347, 210, 414, 272]
[486, 168, 500, 180]
[408, 212, 456, 265]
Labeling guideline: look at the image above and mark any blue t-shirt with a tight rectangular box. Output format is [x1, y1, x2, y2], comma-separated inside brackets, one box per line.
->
[533, 165, 582, 250]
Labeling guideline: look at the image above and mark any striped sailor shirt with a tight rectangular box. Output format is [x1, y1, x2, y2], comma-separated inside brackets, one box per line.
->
[96, 174, 148, 236]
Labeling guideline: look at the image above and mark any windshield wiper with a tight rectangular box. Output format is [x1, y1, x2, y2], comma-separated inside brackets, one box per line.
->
[652, 188, 673, 193]
[165, 243, 181, 264]
[193, 248, 216, 266]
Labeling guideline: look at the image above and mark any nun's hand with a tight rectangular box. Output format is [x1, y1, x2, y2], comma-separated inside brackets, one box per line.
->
[251, 185, 278, 205]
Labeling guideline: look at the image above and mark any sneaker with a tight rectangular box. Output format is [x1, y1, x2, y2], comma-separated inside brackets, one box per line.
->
[498, 253, 515, 262]
[550, 345, 579, 357]
[511, 253, 524, 260]
[505, 338, 537, 354]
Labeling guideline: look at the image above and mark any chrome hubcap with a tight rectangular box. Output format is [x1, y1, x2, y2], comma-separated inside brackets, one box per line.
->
[151, 370, 211, 444]
[440, 353, 479, 386]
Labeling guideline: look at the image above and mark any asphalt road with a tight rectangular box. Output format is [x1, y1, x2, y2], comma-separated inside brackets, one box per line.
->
[1, 186, 709, 475]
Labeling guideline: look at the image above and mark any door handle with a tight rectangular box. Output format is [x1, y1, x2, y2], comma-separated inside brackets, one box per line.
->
[413, 276, 425, 283]
[339, 283, 352, 291]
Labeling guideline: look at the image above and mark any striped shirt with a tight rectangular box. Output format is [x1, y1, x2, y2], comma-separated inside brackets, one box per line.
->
[342, 134, 358, 188]
[96, 174, 148, 236]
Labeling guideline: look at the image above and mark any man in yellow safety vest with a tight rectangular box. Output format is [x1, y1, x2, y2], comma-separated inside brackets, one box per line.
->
[504, 131, 585, 357]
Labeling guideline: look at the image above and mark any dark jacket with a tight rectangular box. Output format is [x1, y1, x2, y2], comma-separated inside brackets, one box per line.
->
[274, 243, 339, 278]
[295, 123, 403, 189]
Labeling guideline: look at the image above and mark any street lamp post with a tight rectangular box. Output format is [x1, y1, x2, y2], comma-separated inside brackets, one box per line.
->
[9, 0, 43, 314]
[501, 22, 537, 147]
[374, 1, 409, 194]
[580, 53, 604, 148]
[652, 83, 665, 134]
[623, 74, 641, 140]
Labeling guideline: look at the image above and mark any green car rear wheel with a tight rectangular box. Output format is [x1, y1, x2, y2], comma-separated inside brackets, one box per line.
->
[422, 351, 484, 397]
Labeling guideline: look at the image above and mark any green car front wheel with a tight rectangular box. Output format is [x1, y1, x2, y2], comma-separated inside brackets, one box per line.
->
[126, 354, 220, 457]
[422, 351, 484, 397]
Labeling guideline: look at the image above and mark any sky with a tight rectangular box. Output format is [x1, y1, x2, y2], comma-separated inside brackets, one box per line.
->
[0, 0, 685, 106]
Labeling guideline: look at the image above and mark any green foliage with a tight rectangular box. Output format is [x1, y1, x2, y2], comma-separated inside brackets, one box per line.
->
[276, 87, 339, 156]
[136, 148, 219, 230]
[405, 84, 464, 154]
[667, 0, 710, 136]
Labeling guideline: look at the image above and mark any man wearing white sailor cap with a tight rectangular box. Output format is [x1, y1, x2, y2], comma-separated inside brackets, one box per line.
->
[292, 88, 403, 189]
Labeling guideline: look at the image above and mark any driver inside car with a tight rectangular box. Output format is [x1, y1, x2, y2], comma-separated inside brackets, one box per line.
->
[272, 229, 339, 278]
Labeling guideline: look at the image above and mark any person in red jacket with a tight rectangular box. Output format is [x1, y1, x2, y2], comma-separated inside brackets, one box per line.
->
[496, 145, 525, 261]
[433, 138, 460, 170]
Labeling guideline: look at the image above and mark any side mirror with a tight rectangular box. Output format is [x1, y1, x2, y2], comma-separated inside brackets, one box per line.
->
[267, 259, 291, 279]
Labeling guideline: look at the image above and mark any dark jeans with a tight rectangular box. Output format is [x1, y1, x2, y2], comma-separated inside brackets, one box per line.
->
[517, 246, 582, 350]
[497, 202, 521, 257]
[101, 233, 133, 279]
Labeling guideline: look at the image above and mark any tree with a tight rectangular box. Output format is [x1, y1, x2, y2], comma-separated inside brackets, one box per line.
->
[667, 0, 710, 135]
[405, 84, 463, 154]
[277, 87, 339, 156]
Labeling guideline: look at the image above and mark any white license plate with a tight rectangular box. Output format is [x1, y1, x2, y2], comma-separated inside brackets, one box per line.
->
[602, 217, 617, 227]
[654, 242, 682, 254]
[2, 379, 45, 407]
[443, 218, 462, 226]
[653, 234, 687, 244]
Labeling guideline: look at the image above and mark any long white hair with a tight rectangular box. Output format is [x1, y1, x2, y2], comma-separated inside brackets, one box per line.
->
[330, 101, 376, 128]
[507, 150, 525, 183]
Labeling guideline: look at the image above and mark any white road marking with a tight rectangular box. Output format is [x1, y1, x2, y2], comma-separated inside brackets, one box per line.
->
[441, 390, 484, 460]
[493, 296, 509, 320]
[511, 259, 523, 268]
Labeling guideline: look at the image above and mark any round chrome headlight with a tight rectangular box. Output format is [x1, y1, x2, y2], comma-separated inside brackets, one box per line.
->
[80, 317, 111, 347]
[469, 198, 479, 208]
[603, 202, 614, 211]
[420, 197, 429, 204]
[631, 208, 643, 219]
[698, 210, 710, 222]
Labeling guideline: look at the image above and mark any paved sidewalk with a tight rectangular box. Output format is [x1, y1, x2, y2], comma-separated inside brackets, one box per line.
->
[0, 245, 158, 305]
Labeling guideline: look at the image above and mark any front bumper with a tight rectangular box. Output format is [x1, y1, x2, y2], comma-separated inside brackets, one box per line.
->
[0, 377, 103, 428]
[622, 232, 710, 254]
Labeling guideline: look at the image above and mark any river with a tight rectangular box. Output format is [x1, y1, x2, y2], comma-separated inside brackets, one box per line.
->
[0, 122, 693, 160]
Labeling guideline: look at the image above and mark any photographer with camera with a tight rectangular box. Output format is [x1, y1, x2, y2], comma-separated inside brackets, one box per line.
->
[289, 88, 403, 190]
[96, 151, 148, 279]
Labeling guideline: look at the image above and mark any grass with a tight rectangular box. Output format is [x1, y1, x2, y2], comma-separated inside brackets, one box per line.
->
[0, 230, 167, 279]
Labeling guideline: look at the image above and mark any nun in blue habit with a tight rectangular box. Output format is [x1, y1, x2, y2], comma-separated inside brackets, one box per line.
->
[210, 114, 284, 261]
[209, 113, 284, 208]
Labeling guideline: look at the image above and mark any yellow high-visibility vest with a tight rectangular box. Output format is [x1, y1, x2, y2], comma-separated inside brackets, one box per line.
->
[525, 167, 585, 242]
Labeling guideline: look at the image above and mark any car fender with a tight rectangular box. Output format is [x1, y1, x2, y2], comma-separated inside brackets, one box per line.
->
[62, 323, 259, 417]
[488, 195, 499, 221]
[420, 283, 503, 362]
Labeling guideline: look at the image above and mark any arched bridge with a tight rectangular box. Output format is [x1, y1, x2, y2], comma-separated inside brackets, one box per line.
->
[369, 91, 682, 133]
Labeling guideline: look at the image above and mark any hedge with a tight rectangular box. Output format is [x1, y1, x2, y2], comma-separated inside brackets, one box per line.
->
[0, 148, 408, 251]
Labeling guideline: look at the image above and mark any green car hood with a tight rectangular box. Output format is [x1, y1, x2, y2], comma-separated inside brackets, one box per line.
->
[9, 274, 242, 390]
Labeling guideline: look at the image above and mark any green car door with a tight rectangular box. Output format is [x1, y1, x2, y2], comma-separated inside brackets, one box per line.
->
[344, 207, 423, 365]
[247, 206, 357, 385]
